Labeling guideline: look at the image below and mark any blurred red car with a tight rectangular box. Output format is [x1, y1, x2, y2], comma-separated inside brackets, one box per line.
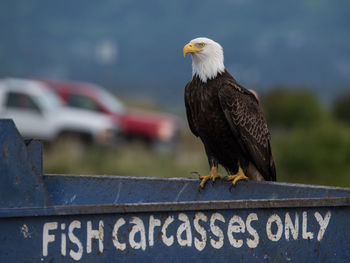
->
[40, 79, 180, 152]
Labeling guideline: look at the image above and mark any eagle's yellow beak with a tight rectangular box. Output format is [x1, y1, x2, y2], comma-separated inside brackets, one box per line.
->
[183, 43, 202, 57]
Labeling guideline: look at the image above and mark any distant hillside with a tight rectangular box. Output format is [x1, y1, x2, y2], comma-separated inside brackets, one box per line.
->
[0, 0, 349, 106]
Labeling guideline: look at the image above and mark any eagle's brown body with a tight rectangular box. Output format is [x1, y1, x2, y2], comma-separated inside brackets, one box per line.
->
[185, 70, 276, 181]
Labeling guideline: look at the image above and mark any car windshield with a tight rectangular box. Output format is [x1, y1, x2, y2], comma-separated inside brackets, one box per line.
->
[98, 88, 125, 113]
[33, 90, 63, 111]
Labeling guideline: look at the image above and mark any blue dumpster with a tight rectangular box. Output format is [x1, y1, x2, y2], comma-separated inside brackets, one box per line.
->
[1, 119, 350, 262]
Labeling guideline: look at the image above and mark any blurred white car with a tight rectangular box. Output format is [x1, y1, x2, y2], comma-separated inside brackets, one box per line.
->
[0, 78, 119, 146]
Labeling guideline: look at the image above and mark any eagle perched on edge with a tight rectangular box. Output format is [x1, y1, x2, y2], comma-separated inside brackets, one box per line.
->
[183, 37, 276, 188]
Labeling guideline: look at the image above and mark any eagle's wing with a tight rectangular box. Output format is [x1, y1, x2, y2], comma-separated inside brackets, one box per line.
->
[184, 81, 199, 137]
[218, 81, 276, 181]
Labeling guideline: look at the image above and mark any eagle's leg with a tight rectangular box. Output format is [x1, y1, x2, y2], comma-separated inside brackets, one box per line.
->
[198, 151, 223, 188]
[199, 166, 222, 188]
[226, 167, 248, 186]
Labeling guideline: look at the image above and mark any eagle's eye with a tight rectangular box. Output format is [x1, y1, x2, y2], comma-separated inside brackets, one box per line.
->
[196, 42, 206, 48]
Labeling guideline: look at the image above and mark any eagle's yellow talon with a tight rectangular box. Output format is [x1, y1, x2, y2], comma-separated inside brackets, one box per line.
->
[231, 174, 249, 185]
[211, 173, 223, 183]
[199, 175, 210, 188]
[199, 166, 222, 188]
[227, 167, 248, 186]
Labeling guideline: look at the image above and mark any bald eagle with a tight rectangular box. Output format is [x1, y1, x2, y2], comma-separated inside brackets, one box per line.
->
[183, 37, 276, 188]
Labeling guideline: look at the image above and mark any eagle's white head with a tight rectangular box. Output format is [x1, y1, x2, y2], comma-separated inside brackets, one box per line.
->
[183, 37, 225, 83]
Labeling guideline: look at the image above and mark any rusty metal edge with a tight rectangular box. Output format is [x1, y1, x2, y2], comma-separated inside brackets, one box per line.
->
[1, 197, 350, 218]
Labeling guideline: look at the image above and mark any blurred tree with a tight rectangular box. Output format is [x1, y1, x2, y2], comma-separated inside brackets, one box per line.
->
[333, 93, 350, 125]
[262, 88, 323, 129]
[273, 120, 350, 186]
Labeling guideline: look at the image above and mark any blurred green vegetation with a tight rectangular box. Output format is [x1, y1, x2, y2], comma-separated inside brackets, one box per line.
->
[333, 93, 350, 125]
[44, 134, 208, 180]
[263, 89, 350, 187]
[272, 120, 350, 186]
[263, 88, 324, 129]
[44, 89, 350, 187]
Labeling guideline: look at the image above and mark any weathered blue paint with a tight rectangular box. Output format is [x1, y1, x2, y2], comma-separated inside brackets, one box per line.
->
[0, 119, 350, 263]
[43, 174, 350, 206]
[0, 120, 52, 208]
